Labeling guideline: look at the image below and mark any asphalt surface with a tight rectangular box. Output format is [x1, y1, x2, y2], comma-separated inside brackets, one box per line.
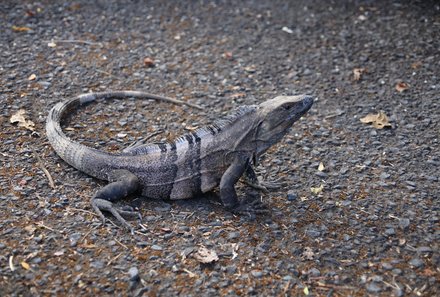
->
[1, 1, 439, 296]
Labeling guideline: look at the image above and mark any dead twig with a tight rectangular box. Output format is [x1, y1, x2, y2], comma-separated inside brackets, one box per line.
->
[107, 253, 122, 265]
[114, 238, 128, 250]
[32, 149, 55, 189]
[36, 221, 59, 233]
[47, 39, 102, 46]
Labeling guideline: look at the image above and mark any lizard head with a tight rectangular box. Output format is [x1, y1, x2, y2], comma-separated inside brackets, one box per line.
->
[255, 94, 314, 154]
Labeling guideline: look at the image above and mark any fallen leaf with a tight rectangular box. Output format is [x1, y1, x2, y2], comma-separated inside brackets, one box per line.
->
[304, 286, 310, 295]
[12, 25, 31, 32]
[230, 92, 246, 99]
[411, 61, 422, 69]
[25, 10, 36, 17]
[420, 268, 436, 277]
[353, 68, 365, 81]
[28, 73, 37, 80]
[310, 184, 324, 195]
[80, 241, 96, 249]
[10, 109, 35, 131]
[223, 51, 233, 59]
[21, 261, 30, 270]
[24, 225, 37, 234]
[395, 82, 409, 93]
[318, 162, 325, 172]
[244, 65, 256, 73]
[282, 26, 293, 34]
[193, 246, 219, 264]
[143, 57, 155, 67]
[360, 111, 392, 129]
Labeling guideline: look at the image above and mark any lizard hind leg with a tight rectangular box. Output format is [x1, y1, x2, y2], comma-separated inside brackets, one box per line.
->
[91, 169, 141, 232]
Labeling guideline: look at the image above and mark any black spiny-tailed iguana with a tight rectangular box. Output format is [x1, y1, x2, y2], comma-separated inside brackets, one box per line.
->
[46, 91, 313, 231]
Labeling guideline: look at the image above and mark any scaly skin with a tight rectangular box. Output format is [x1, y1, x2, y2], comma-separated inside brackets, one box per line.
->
[46, 91, 314, 231]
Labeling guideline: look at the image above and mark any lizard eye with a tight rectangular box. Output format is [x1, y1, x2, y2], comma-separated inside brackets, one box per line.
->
[282, 104, 292, 110]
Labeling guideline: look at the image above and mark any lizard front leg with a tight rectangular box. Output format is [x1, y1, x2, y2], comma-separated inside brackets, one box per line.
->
[91, 169, 140, 232]
[220, 157, 268, 217]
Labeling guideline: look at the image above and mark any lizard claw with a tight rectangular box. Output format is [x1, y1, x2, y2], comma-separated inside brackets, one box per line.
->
[91, 198, 139, 232]
[242, 178, 285, 192]
[259, 180, 284, 190]
[230, 198, 269, 219]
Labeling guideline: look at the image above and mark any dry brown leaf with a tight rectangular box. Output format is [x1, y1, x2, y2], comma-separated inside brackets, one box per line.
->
[143, 57, 155, 67]
[420, 268, 437, 277]
[12, 25, 31, 32]
[353, 68, 365, 81]
[395, 82, 409, 93]
[24, 225, 37, 234]
[10, 109, 35, 131]
[360, 112, 392, 129]
[230, 92, 246, 99]
[411, 61, 422, 69]
[21, 261, 31, 270]
[223, 51, 233, 59]
[193, 246, 219, 264]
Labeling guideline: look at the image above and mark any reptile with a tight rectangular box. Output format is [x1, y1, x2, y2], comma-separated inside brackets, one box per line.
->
[46, 90, 313, 231]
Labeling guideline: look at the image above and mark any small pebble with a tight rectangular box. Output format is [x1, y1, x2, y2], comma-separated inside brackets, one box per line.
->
[384, 228, 395, 236]
[381, 262, 393, 270]
[128, 267, 139, 280]
[308, 268, 321, 277]
[251, 270, 263, 278]
[151, 245, 163, 251]
[227, 232, 240, 240]
[408, 258, 424, 268]
[398, 218, 410, 230]
[366, 282, 382, 293]
[287, 190, 297, 201]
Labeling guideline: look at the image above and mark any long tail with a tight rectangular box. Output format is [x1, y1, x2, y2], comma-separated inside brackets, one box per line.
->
[46, 90, 201, 178]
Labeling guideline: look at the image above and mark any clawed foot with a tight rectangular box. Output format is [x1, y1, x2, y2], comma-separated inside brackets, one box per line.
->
[242, 178, 285, 193]
[230, 197, 269, 219]
[91, 198, 141, 233]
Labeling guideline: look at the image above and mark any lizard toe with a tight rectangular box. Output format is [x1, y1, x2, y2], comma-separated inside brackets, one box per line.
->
[91, 198, 135, 231]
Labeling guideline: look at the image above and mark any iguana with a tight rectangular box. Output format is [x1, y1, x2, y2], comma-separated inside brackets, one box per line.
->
[46, 91, 313, 231]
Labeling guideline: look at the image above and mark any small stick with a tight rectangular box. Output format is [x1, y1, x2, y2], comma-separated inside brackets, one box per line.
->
[48, 39, 102, 46]
[114, 238, 128, 250]
[107, 253, 122, 265]
[36, 222, 58, 232]
[32, 148, 55, 188]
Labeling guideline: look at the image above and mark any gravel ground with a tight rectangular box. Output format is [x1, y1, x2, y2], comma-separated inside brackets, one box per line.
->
[1, 1, 439, 296]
